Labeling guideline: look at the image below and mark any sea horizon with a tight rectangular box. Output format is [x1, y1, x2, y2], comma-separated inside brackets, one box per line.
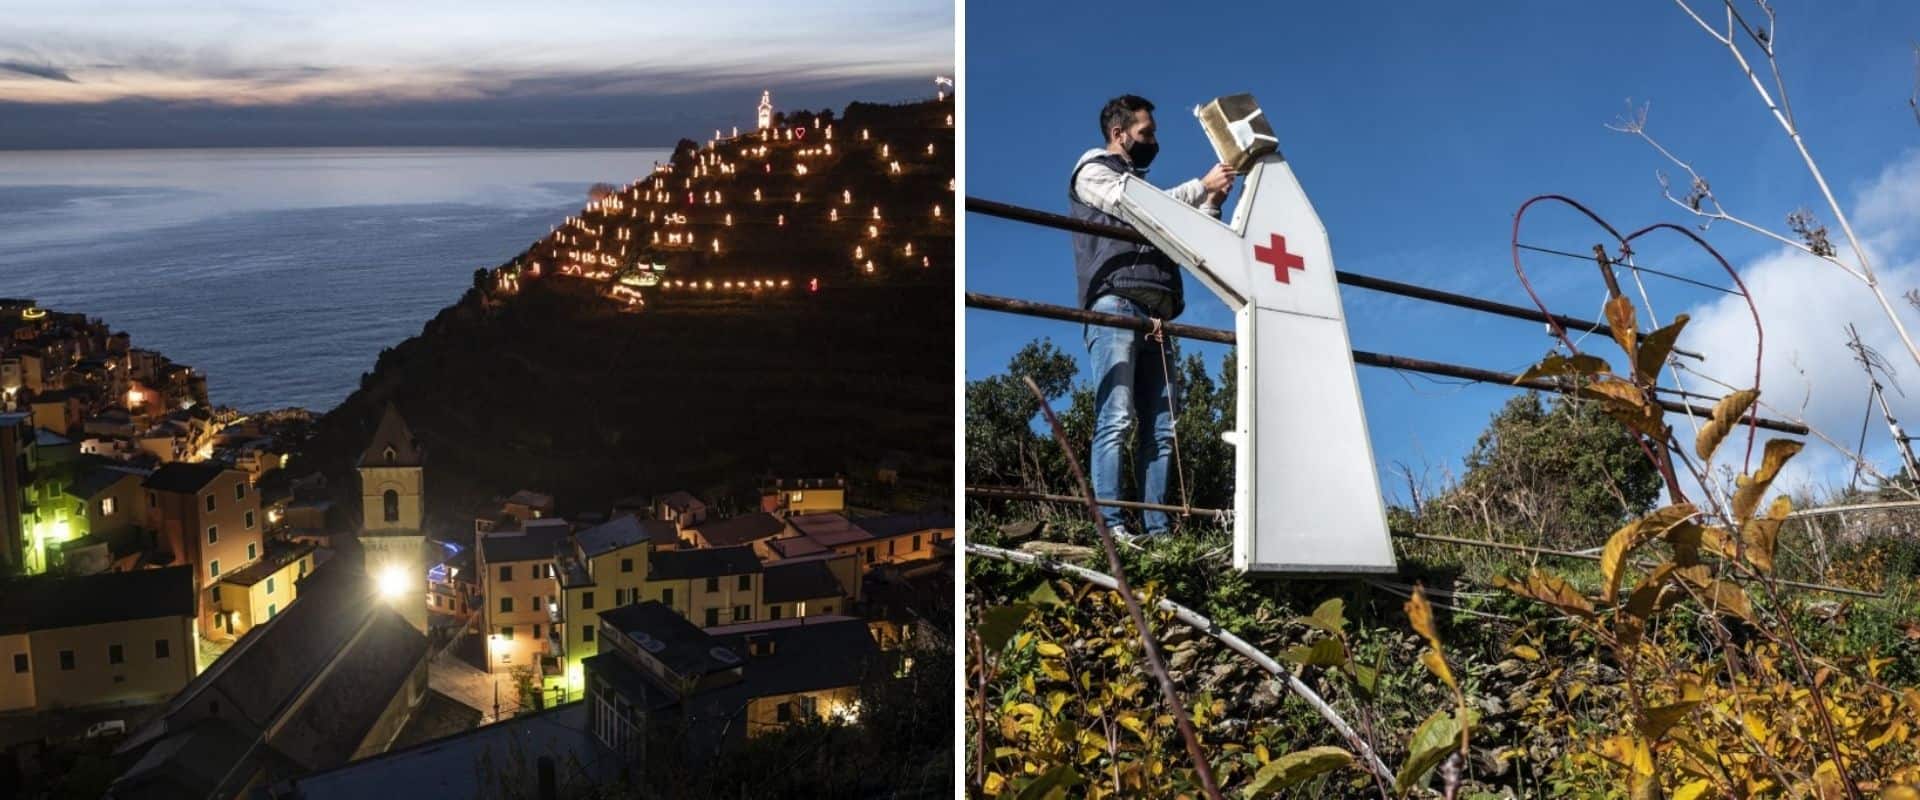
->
[0, 145, 673, 414]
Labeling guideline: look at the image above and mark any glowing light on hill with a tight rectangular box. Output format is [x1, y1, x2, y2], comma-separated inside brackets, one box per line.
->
[842, 189, 852, 205]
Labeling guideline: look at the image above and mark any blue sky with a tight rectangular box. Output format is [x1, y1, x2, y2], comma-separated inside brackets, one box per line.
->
[0, 1, 952, 147]
[965, 1, 1920, 504]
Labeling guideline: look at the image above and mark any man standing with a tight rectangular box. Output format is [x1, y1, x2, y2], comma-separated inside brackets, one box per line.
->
[1070, 94, 1235, 544]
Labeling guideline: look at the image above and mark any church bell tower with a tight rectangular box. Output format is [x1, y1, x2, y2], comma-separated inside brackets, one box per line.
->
[757, 90, 773, 130]
[358, 402, 428, 633]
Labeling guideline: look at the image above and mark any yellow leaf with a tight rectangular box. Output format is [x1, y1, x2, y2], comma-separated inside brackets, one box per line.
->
[1606, 294, 1639, 360]
[1422, 648, 1458, 693]
[1035, 641, 1065, 658]
[1510, 644, 1541, 661]
[1495, 569, 1596, 618]
[1602, 504, 1697, 603]
[1637, 314, 1690, 382]
[1404, 584, 1438, 645]
[1256, 743, 1271, 764]
[1813, 760, 1847, 800]
[1673, 779, 1713, 800]
[1695, 388, 1758, 462]
[1741, 494, 1791, 574]
[1732, 438, 1804, 523]
[983, 772, 1007, 795]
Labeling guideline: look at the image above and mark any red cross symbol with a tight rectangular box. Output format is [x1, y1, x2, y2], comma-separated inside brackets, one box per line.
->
[1254, 233, 1305, 284]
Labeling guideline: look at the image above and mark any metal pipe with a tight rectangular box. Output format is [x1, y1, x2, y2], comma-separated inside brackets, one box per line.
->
[966, 196, 1703, 360]
[965, 292, 1808, 436]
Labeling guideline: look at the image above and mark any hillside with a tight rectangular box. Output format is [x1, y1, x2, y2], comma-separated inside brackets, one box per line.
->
[288, 97, 954, 530]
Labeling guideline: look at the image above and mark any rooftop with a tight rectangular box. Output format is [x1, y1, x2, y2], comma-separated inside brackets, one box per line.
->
[0, 565, 196, 634]
[575, 515, 669, 558]
[786, 513, 873, 548]
[656, 490, 704, 511]
[762, 559, 843, 604]
[356, 403, 421, 468]
[599, 601, 743, 680]
[646, 545, 762, 581]
[274, 702, 619, 800]
[64, 462, 146, 500]
[853, 512, 954, 539]
[142, 461, 232, 494]
[708, 617, 880, 702]
[478, 527, 568, 565]
[690, 512, 785, 547]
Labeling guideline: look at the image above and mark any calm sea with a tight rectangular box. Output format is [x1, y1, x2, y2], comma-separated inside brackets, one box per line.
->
[0, 147, 670, 412]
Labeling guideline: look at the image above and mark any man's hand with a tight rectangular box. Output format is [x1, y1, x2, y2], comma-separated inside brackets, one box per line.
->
[1201, 163, 1237, 202]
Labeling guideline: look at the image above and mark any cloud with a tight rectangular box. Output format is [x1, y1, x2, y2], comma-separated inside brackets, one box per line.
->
[0, 60, 75, 82]
[1676, 149, 1920, 497]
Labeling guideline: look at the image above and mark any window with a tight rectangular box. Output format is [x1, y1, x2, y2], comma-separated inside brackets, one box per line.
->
[205, 493, 216, 512]
[613, 588, 625, 605]
[499, 565, 512, 582]
[501, 626, 513, 639]
[209, 559, 220, 578]
[146, 490, 157, 508]
[821, 604, 833, 614]
[733, 605, 750, 622]
[268, 603, 277, 618]
[530, 596, 539, 613]
[582, 625, 595, 643]
[12, 653, 25, 673]
[704, 577, 719, 593]
[533, 623, 542, 639]
[244, 510, 255, 530]
[206, 526, 218, 545]
[500, 597, 514, 613]
[798, 696, 818, 718]
[704, 608, 720, 626]
[155, 639, 170, 659]
[912, 534, 921, 552]
[620, 558, 633, 573]
[109, 644, 123, 665]
[266, 577, 275, 594]
[101, 497, 116, 516]
[661, 588, 673, 606]
[770, 605, 783, 620]
[582, 591, 595, 610]
[247, 542, 257, 561]
[212, 585, 221, 604]
[382, 490, 399, 522]
[298, 559, 308, 578]
[865, 546, 875, 563]
[888, 540, 896, 556]
[235, 482, 246, 501]
[737, 575, 751, 591]
[58, 650, 74, 671]
[777, 703, 793, 723]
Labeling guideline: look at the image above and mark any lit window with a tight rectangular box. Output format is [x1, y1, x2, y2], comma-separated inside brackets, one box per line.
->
[101, 497, 116, 516]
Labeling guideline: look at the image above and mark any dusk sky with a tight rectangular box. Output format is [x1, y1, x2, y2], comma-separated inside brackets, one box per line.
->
[0, 0, 953, 148]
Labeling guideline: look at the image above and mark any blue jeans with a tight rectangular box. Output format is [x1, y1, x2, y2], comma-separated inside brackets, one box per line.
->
[1084, 294, 1177, 534]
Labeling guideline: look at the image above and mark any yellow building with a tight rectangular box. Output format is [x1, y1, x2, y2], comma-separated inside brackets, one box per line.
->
[141, 461, 264, 639]
[212, 540, 318, 635]
[640, 546, 765, 629]
[767, 512, 951, 574]
[477, 524, 569, 675]
[760, 477, 845, 515]
[553, 515, 679, 700]
[0, 565, 197, 713]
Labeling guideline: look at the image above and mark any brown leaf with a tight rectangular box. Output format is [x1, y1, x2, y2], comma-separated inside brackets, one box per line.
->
[1515, 353, 1614, 383]
[1675, 566, 1754, 622]
[1606, 294, 1639, 361]
[1494, 569, 1596, 619]
[1636, 314, 1689, 384]
[1602, 504, 1698, 604]
[1741, 494, 1791, 574]
[1583, 378, 1667, 438]
[1732, 438, 1804, 523]
[1695, 388, 1758, 462]
[1405, 585, 1438, 645]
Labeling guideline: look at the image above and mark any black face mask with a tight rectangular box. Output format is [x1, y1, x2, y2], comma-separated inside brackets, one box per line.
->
[1122, 135, 1158, 170]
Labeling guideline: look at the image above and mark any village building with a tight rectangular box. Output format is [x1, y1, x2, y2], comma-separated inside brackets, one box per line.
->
[641, 545, 766, 628]
[355, 404, 429, 634]
[765, 512, 950, 574]
[477, 525, 569, 674]
[0, 565, 198, 713]
[211, 539, 320, 634]
[140, 461, 264, 639]
[553, 514, 679, 699]
[583, 601, 879, 764]
[759, 476, 846, 515]
[654, 490, 707, 531]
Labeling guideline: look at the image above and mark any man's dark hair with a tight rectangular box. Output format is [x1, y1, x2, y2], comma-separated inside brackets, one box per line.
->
[1100, 95, 1154, 142]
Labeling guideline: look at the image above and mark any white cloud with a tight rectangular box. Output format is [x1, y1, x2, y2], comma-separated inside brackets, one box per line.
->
[1676, 149, 1920, 498]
